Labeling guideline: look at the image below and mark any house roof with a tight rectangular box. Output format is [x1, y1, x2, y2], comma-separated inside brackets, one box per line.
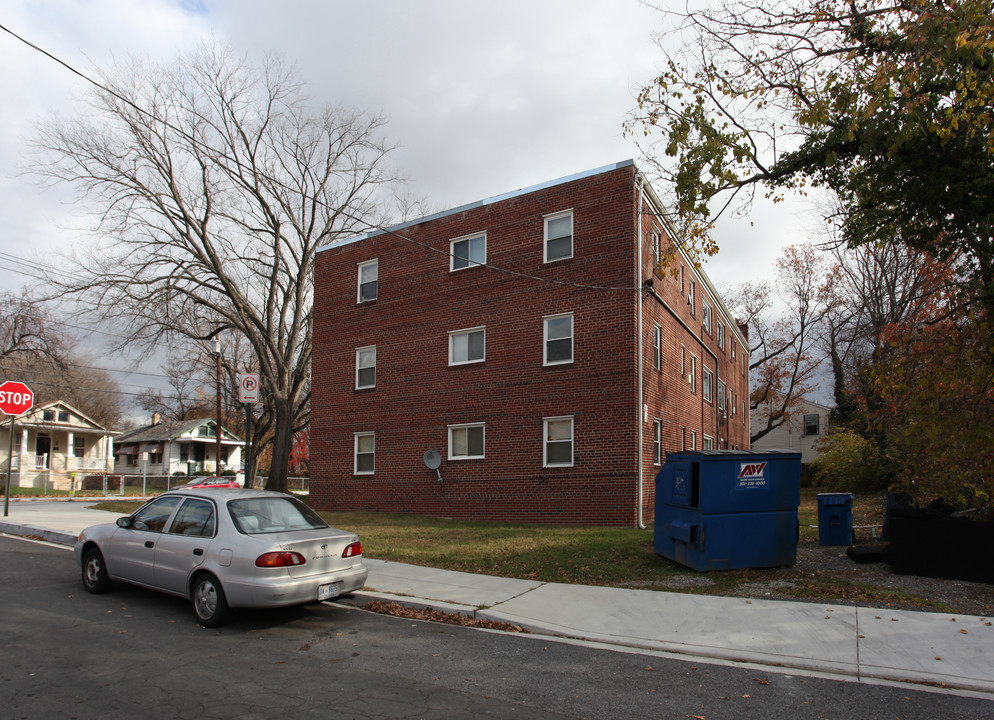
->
[115, 418, 241, 445]
[19, 400, 115, 433]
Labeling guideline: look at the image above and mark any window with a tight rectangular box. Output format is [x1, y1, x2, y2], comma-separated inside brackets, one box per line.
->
[804, 414, 821, 436]
[702, 301, 712, 334]
[544, 416, 573, 467]
[451, 233, 486, 271]
[729, 388, 735, 417]
[449, 327, 485, 365]
[198, 425, 216, 437]
[354, 432, 375, 474]
[43, 410, 54, 421]
[690, 430, 698, 450]
[544, 313, 574, 365]
[169, 498, 216, 537]
[651, 229, 661, 268]
[357, 259, 378, 302]
[544, 211, 573, 263]
[717, 380, 727, 414]
[356, 346, 376, 389]
[73, 437, 85, 458]
[703, 435, 714, 450]
[652, 419, 662, 465]
[652, 324, 661, 370]
[688, 280, 696, 316]
[680, 344, 686, 376]
[717, 322, 725, 350]
[449, 423, 485, 459]
[689, 355, 697, 393]
[58, 410, 69, 422]
[149, 453, 163, 465]
[703, 367, 713, 403]
[132, 495, 183, 533]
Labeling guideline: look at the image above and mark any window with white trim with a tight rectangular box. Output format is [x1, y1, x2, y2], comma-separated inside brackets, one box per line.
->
[544, 313, 574, 365]
[651, 229, 661, 268]
[689, 355, 697, 393]
[354, 432, 374, 474]
[703, 435, 714, 450]
[689, 280, 696, 316]
[652, 324, 661, 370]
[448, 423, 485, 459]
[450, 233, 486, 271]
[690, 430, 698, 450]
[652, 419, 662, 465]
[357, 259, 378, 303]
[717, 322, 725, 350]
[702, 301, 712, 334]
[544, 211, 573, 263]
[449, 327, 485, 365]
[355, 346, 376, 389]
[717, 379, 726, 413]
[543, 416, 573, 467]
[703, 366, 713, 403]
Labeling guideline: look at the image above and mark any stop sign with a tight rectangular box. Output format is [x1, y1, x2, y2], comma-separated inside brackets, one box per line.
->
[0, 381, 33, 417]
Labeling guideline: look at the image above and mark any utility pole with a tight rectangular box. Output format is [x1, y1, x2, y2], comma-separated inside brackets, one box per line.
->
[215, 339, 222, 475]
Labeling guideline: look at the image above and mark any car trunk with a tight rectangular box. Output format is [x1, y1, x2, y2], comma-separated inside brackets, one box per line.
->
[269, 528, 359, 578]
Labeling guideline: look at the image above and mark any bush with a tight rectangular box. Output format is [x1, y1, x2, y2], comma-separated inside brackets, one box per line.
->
[810, 430, 892, 492]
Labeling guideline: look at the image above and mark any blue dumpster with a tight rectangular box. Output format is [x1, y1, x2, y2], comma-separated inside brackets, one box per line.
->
[654, 450, 801, 571]
[817, 493, 854, 546]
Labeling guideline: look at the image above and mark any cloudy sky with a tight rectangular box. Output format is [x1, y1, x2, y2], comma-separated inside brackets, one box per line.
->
[0, 0, 816, 408]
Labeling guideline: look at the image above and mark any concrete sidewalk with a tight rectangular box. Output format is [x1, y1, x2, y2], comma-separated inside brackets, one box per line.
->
[2, 499, 992, 696]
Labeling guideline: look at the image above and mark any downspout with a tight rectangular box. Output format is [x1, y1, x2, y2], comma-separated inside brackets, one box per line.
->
[635, 174, 647, 530]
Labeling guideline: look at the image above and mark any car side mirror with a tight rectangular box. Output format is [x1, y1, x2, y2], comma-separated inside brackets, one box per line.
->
[117, 517, 134, 529]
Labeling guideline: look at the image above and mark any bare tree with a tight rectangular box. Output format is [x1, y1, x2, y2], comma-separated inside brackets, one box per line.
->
[31, 45, 396, 491]
[724, 244, 831, 443]
[0, 291, 66, 372]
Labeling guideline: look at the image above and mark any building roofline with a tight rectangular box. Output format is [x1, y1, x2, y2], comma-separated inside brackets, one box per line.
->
[320, 160, 636, 252]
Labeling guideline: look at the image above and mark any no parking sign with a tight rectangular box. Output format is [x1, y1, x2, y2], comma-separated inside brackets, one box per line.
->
[237, 374, 260, 403]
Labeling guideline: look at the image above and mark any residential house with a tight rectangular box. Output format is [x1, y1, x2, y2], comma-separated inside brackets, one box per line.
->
[310, 161, 750, 526]
[1, 401, 116, 491]
[750, 398, 832, 464]
[113, 415, 242, 477]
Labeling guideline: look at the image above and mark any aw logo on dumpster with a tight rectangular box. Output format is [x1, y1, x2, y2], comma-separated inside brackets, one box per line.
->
[737, 462, 768, 489]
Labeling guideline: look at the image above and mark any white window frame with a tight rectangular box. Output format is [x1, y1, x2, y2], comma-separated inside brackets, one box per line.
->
[689, 354, 697, 393]
[354, 432, 375, 475]
[543, 416, 574, 468]
[690, 430, 698, 450]
[703, 366, 713, 404]
[357, 259, 378, 303]
[717, 379, 727, 413]
[448, 327, 486, 365]
[688, 280, 696, 316]
[717, 322, 726, 350]
[543, 312, 574, 366]
[450, 232, 486, 272]
[651, 229, 661, 268]
[703, 435, 714, 450]
[355, 346, 376, 389]
[652, 324, 661, 370]
[652, 419, 662, 466]
[544, 210, 573, 263]
[448, 423, 486, 460]
[702, 300, 712, 334]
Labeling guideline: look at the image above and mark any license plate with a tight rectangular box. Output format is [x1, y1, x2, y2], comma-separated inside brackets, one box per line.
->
[318, 582, 341, 601]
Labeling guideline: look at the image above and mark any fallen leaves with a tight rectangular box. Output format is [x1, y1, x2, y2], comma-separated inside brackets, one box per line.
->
[364, 600, 528, 633]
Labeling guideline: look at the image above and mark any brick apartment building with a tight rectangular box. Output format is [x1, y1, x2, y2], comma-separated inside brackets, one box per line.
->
[310, 160, 750, 526]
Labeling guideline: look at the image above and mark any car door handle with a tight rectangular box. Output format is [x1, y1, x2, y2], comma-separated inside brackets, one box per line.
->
[193, 548, 204, 556]
[145, 541, 154, 548]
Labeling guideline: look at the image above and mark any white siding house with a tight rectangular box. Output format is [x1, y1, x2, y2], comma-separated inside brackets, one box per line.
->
[750, 398, 832, 464]
[113, 417, 242, 477]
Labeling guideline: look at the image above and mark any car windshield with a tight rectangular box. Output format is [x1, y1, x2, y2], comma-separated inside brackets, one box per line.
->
[227, 497, 329, 534]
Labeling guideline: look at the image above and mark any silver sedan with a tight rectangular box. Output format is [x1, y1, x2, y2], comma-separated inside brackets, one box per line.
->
[74, 488, 368, 627]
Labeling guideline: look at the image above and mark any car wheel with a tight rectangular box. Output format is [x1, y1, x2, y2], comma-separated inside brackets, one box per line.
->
[192, 573, 230, 628]
[82, 547, 112, 594]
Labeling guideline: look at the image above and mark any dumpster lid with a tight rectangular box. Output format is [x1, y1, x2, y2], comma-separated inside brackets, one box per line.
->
[665, 449, 802, 460]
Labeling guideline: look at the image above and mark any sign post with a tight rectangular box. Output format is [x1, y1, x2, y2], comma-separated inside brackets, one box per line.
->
[1, 381, 34, 517]
[237, 374, 260, 489]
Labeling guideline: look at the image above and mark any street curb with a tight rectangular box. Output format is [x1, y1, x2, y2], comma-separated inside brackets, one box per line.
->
[0, 521, 77, 547]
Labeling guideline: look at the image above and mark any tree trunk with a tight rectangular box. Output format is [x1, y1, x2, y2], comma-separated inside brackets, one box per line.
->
[264, 397, 293, 493]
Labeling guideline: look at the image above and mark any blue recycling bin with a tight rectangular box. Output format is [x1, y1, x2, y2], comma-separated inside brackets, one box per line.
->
[654, 450, 801, 571]
[817, 493, 854, 546]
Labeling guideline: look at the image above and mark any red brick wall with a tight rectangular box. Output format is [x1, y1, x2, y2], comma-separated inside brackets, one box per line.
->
[311, 164, 749, 526]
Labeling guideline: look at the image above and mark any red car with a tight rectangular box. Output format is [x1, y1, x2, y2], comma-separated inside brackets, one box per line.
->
[172, 476, 241, 490]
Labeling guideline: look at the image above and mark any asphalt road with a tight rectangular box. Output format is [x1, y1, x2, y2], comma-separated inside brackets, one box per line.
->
[1, 536, 990, 720]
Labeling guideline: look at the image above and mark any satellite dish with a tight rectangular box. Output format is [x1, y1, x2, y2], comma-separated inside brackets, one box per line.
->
[423, 449, 443, 483]
[423, 449, 441, 470]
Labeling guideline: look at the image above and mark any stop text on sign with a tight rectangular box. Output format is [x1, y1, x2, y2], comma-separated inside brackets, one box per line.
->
[0, 389, 31, 405]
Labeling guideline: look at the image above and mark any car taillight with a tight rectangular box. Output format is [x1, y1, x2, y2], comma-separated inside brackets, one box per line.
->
[255, 551, 307, 567]
[342, 541, 362, 558]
